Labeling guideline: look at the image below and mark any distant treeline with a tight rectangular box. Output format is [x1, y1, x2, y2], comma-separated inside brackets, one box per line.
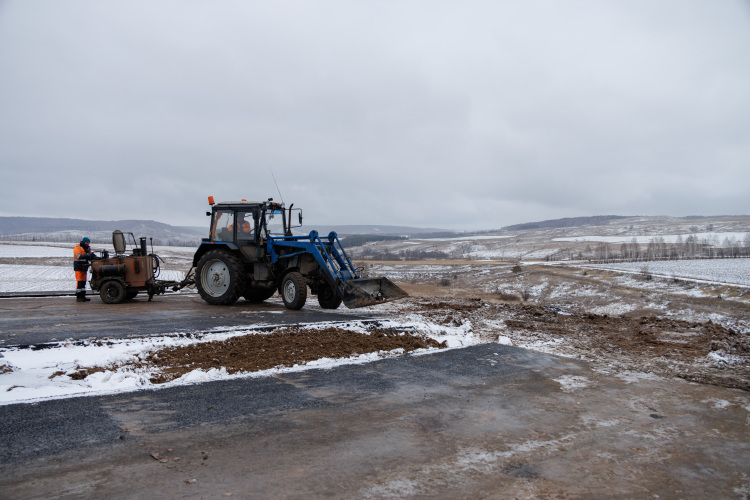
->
[357, 248, 451, 261]
[340, 234, 408, 248]
[503, 215, 627, 231]
[548, 233, 750, 262]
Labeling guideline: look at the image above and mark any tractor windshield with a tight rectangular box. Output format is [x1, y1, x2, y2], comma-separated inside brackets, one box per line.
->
[264, 209, 286, 237]
[211, 210, 235, 242]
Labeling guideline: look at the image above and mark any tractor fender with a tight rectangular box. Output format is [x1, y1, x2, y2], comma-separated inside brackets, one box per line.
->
[281, 253, 319, 276]
[192, 241, 239, 267]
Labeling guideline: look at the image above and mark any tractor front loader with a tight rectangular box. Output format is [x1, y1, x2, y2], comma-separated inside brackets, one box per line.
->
[192, 197, 407, 310]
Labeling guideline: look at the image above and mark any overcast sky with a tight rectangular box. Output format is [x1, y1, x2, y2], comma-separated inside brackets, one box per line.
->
[1, 1, 748, 230]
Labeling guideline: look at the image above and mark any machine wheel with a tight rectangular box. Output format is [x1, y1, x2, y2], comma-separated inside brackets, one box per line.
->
[125, 290, 139, 300]
[100, 280, 126, 304]
[244, 286, 275, 303]
[280, 272, 307, 310]
[196, 250, 247, 305]
[317, 287, 342, 309]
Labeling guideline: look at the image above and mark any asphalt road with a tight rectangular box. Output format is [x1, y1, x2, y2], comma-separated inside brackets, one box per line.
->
[1, 296, 749, 498]
[0, 294, 373, 346]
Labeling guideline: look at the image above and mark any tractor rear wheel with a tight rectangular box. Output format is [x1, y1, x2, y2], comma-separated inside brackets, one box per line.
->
[196, 250, 247, 305]
[100, 280, 126, 304]
[244, 286, 275, 303]
[280, 272, 307, 310]
[317, 287, 342, 309]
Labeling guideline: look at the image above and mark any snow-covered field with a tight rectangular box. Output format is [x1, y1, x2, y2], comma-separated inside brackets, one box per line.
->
[0, 243, 73, 258]
[0, 319, 477, 406]
[582, 259, 750, 287]
[0, 241, 195, 260]
[553, 232, 748, 244]
[0, 242, 190, 292]
[0, 264, 185, 293]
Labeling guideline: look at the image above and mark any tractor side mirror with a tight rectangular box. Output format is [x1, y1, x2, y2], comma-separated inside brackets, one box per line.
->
[112, 230, 126, 254]
[298, 212, 303, 225]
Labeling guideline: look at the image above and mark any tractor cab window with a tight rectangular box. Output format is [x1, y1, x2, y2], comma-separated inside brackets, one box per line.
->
[211, 210, 235, 242]
[236, 211, 256, 241]
[263, 208, 286, 237]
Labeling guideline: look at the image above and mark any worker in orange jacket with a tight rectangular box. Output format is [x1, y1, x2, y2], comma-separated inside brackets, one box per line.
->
[73, 237, 95, 302]
[228, 215, 253, 238]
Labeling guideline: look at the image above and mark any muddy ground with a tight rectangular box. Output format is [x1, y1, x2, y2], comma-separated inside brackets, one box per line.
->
[380, 261, 750, 391]
[65, 261, 750, 394]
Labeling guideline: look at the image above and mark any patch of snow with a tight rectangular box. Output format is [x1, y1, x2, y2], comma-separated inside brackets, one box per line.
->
[588, 303, 637, 316]
[554, 375, 590, 392]
[581, 259, 750, 287]
[701, 398, 732, 410]
[614, 371, 664, 384]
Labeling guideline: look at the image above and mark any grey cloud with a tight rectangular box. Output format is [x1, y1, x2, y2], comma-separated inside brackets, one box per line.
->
[1, 0, 748, 230]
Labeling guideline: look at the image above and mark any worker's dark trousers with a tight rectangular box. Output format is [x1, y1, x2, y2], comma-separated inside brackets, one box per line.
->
[76, 280, 87, 301]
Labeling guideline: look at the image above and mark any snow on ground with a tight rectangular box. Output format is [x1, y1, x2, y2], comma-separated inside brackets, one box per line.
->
[0, 241, 196, 261]
[410, 235, 513, 242]
[0, 242, 190, 292]
[582, 259, 750, 287]
[0, 264, 185, 292]
[0, 243, 73, 258]
[0, 319, 479, 406]
[0, 264, 79, 292]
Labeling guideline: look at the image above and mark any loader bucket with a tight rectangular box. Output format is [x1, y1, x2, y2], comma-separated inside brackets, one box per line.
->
[341, 277, 408, 309]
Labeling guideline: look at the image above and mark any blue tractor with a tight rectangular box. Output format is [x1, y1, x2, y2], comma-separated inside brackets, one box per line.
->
[192, 197, 408, 310]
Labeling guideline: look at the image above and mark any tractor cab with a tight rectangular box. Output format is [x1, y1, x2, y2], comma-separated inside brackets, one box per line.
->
[207, 199, 298, 245]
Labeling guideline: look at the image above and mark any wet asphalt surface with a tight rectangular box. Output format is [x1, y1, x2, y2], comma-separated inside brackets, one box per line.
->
[0, 293, 372, 347]
[0, 343, 538, 464]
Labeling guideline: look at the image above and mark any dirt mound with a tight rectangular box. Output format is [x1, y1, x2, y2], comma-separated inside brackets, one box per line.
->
[145, 327, 446, 384]
[414, 298, 484, 312]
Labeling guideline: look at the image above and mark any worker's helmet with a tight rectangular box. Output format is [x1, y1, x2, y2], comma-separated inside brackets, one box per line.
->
[81, 237, 91, 244]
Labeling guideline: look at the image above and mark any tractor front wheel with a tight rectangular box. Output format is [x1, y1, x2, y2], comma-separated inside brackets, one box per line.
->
[281, 272, 307, 310]
[196, 250, 247, 305]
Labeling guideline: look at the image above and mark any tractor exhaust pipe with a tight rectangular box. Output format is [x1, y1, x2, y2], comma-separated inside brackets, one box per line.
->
[341, 277, 408, 309]
[286, 204, 294, 236]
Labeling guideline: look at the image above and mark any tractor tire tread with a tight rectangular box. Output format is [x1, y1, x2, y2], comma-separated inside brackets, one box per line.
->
[281, 272, 307, 310]
[196, 250, 247, 305]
